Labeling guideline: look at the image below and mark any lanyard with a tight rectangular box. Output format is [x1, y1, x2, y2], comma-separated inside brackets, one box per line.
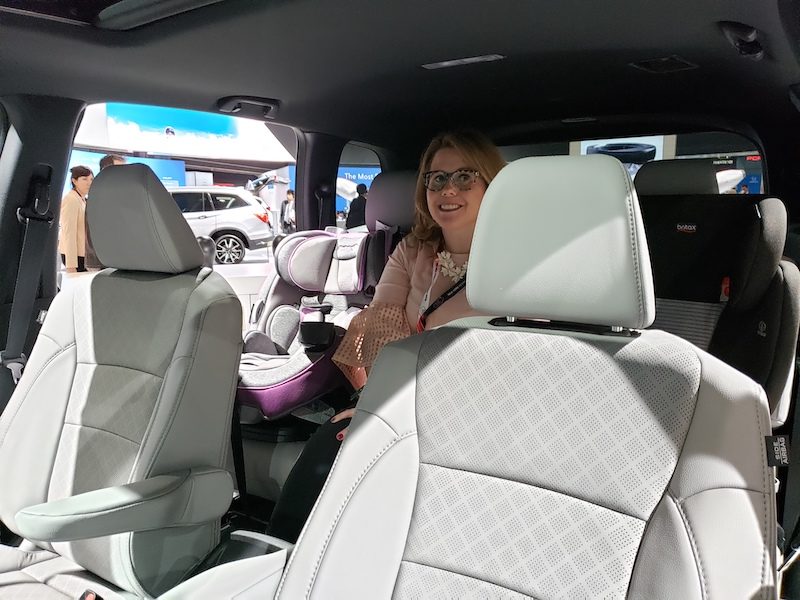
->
[417, 259, 466, 333]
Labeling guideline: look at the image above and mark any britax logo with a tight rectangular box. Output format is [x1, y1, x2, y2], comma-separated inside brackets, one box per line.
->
[676, 223, 697, 233]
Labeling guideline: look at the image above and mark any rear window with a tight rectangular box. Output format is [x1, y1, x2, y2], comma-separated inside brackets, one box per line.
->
[211, 194, 248, 210]
[500, 131, 762, 194]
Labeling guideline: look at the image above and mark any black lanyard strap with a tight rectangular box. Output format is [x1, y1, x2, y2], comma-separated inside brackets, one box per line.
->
[417, 277, 466, 331]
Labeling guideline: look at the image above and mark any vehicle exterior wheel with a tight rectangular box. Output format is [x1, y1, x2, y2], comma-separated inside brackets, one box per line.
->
[214, 233, 246, 264]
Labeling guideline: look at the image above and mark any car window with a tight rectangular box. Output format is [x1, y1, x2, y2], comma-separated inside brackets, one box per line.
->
[337, 142, 381, 230]
[500, 131, 762, 194]
[211, 193, 248, 210]
[172, 192, 207, 213]
[61, 103, 298, 328]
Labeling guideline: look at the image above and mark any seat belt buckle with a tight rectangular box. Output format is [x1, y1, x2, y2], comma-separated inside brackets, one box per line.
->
[0, 352, 27, 384]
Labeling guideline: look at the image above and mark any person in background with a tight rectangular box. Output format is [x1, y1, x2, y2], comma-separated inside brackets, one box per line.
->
[281, 189, 296, 234]
[58, 165, 93, 273]
[267, 130, 506, 542]
[85, 154, 126, 270]
[345, 183, 368, 228]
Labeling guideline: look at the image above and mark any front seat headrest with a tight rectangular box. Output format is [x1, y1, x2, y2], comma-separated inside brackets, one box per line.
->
[88, 164, 204, 273]
[365, 171, 417, 233]
[468, 154, 655, 329]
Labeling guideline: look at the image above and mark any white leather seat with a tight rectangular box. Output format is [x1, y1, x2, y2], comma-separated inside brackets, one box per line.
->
[161, 155, 776, 599]
[0, 164, 243, 598]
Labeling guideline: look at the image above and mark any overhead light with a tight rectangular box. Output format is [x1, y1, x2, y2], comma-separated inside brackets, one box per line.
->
[421, 54, 506, 70]
[629, 55, 698, 74]
[561, 117, 598, 124]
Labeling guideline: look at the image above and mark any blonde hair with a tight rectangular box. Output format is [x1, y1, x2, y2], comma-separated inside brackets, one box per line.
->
[410, 130, 506, 244]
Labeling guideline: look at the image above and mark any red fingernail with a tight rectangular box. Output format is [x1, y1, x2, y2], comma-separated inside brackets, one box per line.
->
[336, 432, 344, 441]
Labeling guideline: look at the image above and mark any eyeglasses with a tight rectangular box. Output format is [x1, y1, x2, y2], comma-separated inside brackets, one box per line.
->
[423, 169, 481, 192]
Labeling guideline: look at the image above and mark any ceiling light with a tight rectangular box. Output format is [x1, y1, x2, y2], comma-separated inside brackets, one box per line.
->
[561, 117, 598, 124]
[421, 54, 506, 70]
[629, 55, 698, 74]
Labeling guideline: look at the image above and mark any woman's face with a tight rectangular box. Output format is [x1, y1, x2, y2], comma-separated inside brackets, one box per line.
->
[72, 174, 93, 197]
[425, 147, 487, 237]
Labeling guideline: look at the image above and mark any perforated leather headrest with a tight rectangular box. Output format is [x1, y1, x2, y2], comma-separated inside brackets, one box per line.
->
[88, 164, 203, 273]
[365, 171, 417, 234]
[468, 155, 655, 329]
[274, 230, 369, 294]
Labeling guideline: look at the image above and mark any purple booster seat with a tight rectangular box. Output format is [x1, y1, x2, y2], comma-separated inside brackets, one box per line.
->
[236, 170, 417, 422]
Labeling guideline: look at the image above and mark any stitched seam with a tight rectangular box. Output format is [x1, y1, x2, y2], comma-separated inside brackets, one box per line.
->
[668, 346, 703, 496]
[34, 332, 59, 345]
[61, 421, 140, 446]
[19, 556, 61, 584]
[304, 432, 416, 598]
[178, 471, 196, 524]
[359, 408, 413, 438]
[0, 342, 77, 449]
[12, 548, 57, 572]
[421, 461, 644, 522]
[679, 485, 772, 502]
[753, 384, 771, 597]
[21, 472, 188, 518]
[74, 361, 164, 379]
[618, 159, 645, 325]
[218, 329, 243, 468]
[672, 492, 707, 600]
[399, 559, 540, 599]
[170, 289, 241, 467]
[275, 445, 348, 598]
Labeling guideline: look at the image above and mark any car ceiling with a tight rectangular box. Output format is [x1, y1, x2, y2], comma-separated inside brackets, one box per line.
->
[1, 0, 800, 150]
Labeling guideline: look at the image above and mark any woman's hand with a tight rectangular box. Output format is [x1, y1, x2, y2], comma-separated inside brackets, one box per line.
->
[66, 267, 77, 273]
[331, 407, 357, 441]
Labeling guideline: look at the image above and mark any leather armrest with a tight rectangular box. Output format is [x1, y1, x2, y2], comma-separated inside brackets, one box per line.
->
[15, 467, 232, 542]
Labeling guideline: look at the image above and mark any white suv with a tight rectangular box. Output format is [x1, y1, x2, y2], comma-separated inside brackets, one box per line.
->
[168, 186, 274, 264]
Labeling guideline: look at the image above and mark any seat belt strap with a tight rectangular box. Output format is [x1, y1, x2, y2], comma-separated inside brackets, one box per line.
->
[1, 170, 53, 385]
[230, 403, 247, 498]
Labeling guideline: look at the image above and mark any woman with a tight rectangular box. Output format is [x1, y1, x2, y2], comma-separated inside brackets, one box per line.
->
[58, 165, 93, 273]
[267, 131, 506, 542]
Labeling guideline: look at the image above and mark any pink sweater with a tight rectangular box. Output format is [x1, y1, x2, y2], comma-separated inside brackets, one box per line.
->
[333, 237, 483, 387]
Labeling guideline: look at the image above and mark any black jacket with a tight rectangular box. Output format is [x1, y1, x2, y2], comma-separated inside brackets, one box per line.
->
[346, 194, 366, 229]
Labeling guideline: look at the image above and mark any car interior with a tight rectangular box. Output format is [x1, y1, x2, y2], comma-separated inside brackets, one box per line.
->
[1, 0, 800, 598]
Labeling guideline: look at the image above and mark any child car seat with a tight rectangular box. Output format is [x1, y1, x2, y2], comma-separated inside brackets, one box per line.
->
[636, 159, 800, 426]
[237, 171, 417, 422]
[238, 229, 370, 420]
